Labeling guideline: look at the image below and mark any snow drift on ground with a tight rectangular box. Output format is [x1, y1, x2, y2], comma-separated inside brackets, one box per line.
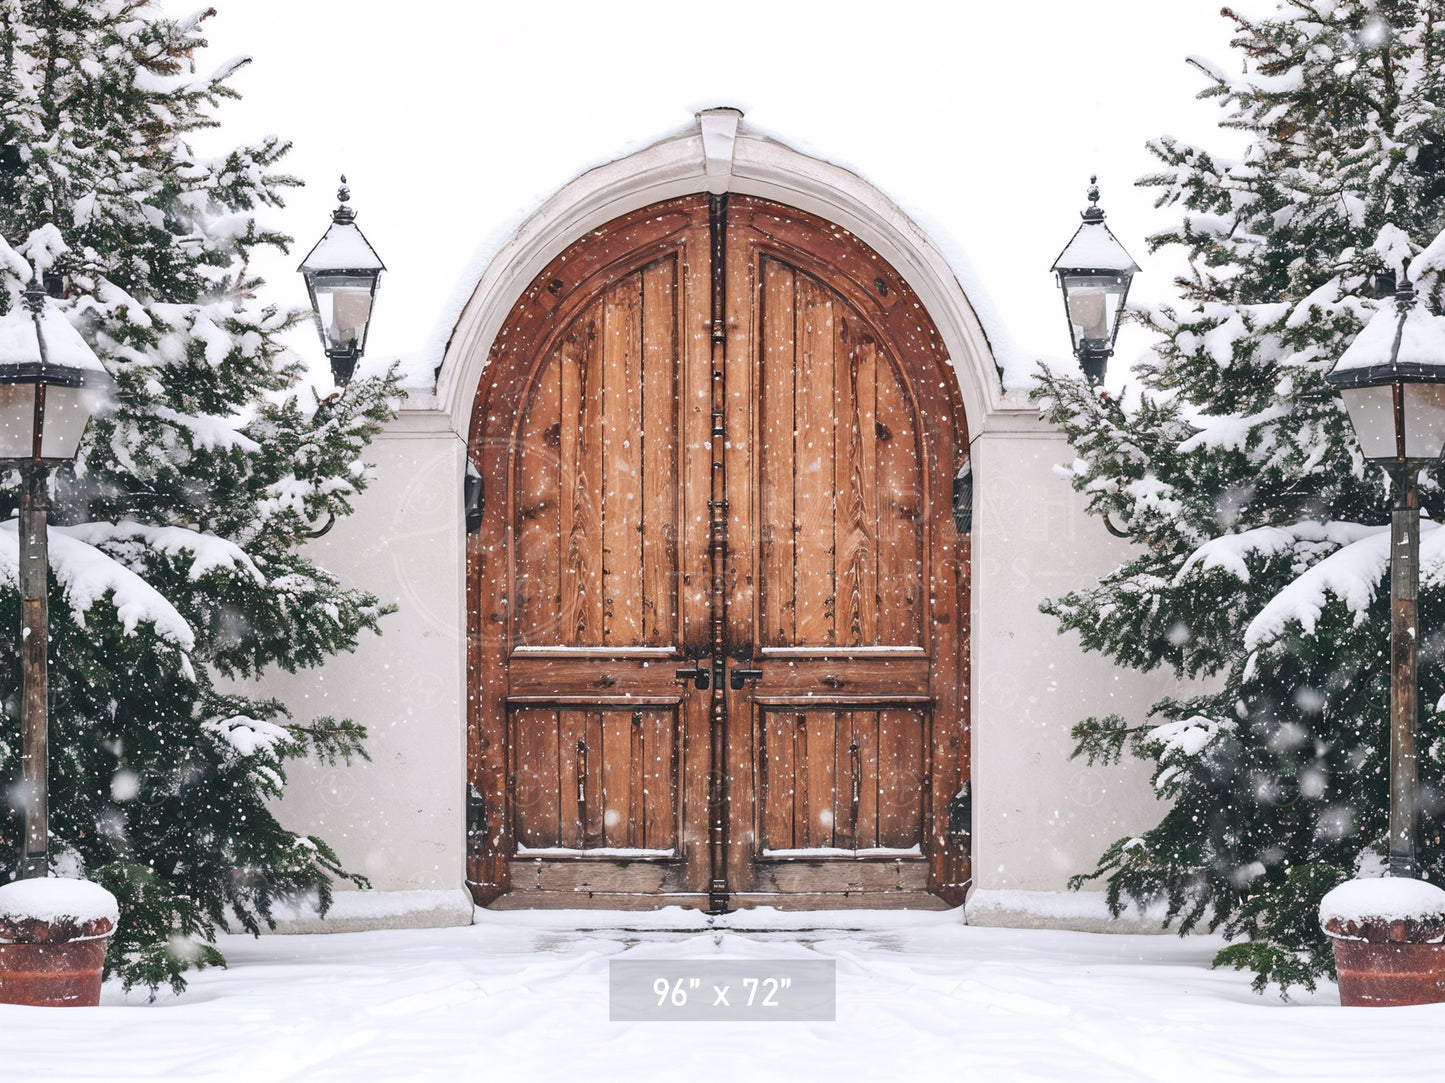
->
[4, 909, 1442, 1082]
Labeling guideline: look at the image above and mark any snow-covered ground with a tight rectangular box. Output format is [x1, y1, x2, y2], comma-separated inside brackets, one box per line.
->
[5, 907, 1441, 1082]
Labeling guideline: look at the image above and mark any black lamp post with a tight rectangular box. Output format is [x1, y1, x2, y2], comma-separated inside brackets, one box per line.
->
[1327, 267, 1445, 877]
[0, 278, 109, 878]
[298, 177, 385, 387]
[1052, 176, 1139, 384]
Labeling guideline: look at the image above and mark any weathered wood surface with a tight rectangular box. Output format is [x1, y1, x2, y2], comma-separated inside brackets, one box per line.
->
[757, 709, 926, 852]
[468, 194, 970, 909]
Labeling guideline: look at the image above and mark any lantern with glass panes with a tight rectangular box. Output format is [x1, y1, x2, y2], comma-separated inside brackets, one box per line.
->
[0, 278, 111, 877]
[298, 177, 385, 387]
[1326, 267, 1445, 879]
[1051, 177, 1139, 384]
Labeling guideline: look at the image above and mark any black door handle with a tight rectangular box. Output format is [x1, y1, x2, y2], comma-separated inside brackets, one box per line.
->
[675, 662, 710, 690]
[730, 667, 764, 690]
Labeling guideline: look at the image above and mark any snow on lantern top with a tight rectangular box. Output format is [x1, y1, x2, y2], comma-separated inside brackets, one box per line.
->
[1327, 269, 1445, 463]
[0, 280, 112, 463]
[0, 294, 107, 376]
[298, 177, 385, 386]
[1330, 276, 1445, 384]
[1051, 177, 1139, 384]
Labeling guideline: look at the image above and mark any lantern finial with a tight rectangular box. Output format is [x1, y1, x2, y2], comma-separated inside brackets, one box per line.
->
[22, 274, 45, 316]
[1082, 175, 1105, 223]
[332, 175, 356, 225]
[1396, 259, 1416, 313]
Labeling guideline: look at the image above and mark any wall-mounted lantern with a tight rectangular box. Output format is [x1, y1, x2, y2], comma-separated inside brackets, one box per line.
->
[1051, 176, 1139, 384]
[298, 177, 385, 387]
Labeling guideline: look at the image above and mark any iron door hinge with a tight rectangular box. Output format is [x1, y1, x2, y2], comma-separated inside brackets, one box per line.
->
[948, 782, 971, 843]
[464, 473, 484, 534]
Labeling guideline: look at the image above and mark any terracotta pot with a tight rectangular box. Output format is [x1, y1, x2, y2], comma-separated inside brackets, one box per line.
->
[1324, 913, 1445, 1007]
[0, 912, 114, 1008]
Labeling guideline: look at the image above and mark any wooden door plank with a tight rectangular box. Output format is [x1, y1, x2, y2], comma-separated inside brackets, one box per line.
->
[791, 712, 810, 851]
[641, 710, 678, 850]
[854, 339, 879, 646]
[601, 708, 633, 847]
[602, 280, 644, 646]
[512, 708, 561, 848]
[794, 277, 836, 647]
[557, 334, 582, 646]
[834, 322, 870, 648]
[805, 711, 838, 848]
[514, 360, 561, 646]
[874, 357, 923, 647]
[584, 710, 606, 845]
[724, 211, 756, 657]
[759, 258, 797, 648]
[532, 860, 672, 894]
[833, 710, 856, 851]
[878, 708, 925, 849]
[855, 709, 880, 850]
[564, 322, 605, 646]
[556, 709, 587, 847]
[628, 706, 644, 846]
[767, 861, 916, 894]
[760, 710, 797, 851]
[680, 238, 713, 657]
[640, 260, 679, 647]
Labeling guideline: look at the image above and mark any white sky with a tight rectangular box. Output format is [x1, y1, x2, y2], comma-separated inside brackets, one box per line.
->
[182, 0, 1250, 392]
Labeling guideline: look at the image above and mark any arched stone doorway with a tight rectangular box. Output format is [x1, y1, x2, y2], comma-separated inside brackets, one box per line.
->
[466, 192, 969, 910]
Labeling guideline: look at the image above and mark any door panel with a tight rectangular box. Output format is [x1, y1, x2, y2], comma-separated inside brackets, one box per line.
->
[511, 706, 679, 852]
[756, 258, 925, 650]
[514, 262, 681, 648]
[468, 194, 969, 909]
[758, 708, 926, 853]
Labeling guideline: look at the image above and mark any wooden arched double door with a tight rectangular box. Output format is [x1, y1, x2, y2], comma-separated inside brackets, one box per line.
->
[467, 194, 969, 910]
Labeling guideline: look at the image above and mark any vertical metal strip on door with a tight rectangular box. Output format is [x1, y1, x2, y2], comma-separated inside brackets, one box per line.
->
[706, 193, 731, 913]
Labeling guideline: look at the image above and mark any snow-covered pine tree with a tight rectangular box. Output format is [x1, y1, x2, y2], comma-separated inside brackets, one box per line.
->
[0, 2, 397, 993]
[1034, 0, 1445, 995]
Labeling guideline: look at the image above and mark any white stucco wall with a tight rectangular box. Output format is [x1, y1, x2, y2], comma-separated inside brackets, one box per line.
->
[967, 414, 1178, 927]
[264, 406, 469, 917]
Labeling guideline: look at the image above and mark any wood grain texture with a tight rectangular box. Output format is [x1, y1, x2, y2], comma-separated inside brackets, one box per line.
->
[601, 280, 642, 646]
[793, 276, 836, 648]
[468, 194, 970, 909]
[641, 260, 679, 646]
[759, 259, 796, 649]
[513, 368, 558, 645]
